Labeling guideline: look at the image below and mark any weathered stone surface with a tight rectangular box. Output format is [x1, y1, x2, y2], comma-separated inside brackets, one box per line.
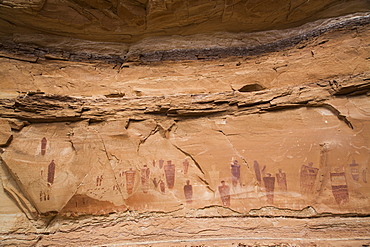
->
[0, 18, 369, 101]
[2, 213, 370, 246]
[0, 0, 369, 43]
[4, 90, 370, 216]
[0, 119, 12, 146]
[0, 1, 370, 246]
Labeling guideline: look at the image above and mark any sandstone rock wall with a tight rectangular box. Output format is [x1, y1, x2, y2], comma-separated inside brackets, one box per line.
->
[0, 1, 370, 246]
[0, 0, 369, 42]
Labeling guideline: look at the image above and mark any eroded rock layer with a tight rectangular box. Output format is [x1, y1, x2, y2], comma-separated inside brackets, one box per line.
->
[0, 1, 370, 246]
[1, 0, 369, 42]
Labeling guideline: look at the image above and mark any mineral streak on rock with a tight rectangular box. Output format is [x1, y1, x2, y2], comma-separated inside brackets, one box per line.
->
[0, 1, 370, 246]
[1, 13, 370, 64]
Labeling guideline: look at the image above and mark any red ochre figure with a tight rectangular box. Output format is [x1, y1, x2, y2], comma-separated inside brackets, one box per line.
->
[300, 162, 319, 195]
[184, 180, 193, 203]
[152, 177, 158, 188]
[183, 159, 189, 175]
[47, 160, 56, 185]
[254, 160, 262, 183]
[41, 137, 47, 155]
[141, 165, 150, 193]
[276, 169, 287, 192]
[330, 171, 349, 205]
[363, 168, 368, 183]
[349, 160, 360, 181]
[164, 160, 175, 189]
[231, 159, 240, 187]
[159, 158, 164, 169]
[40, 191, 50, 201]
[125, 168, 136, 194]
[263, 173, 275, 204]
[218, 181, 230, 207]
[159, 179, 165, 193]
[96, 175, 103, 186]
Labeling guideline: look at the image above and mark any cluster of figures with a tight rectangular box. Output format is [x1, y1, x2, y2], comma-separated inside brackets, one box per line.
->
[300, 160, 367, 205]
[115, 159, 196, 203]
[38, 138, 55, 202]
[219, 159, 368, 207]
[115, 159, 191, 196]
[39, 159, 56, 202]
[39, 191, 50, 202]
[216, 160, 288, 206]
[216, 159, 288, 206]
[96, 175, 103, 186]
[112, 159, 195, 203]
[38, 137, 368, 207]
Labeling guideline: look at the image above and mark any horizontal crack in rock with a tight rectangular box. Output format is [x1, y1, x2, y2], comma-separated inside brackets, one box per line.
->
[0, 74, 368, 124]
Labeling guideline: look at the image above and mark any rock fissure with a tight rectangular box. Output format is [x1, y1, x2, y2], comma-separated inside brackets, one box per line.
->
[168, 140, 205, 176]
[1, 75, 368, 123]
[317, 103, 354, 129]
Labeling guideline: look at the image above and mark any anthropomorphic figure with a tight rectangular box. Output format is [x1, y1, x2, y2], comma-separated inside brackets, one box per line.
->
[349, 160, 360, 181]
[300, 162, 319, 195]
[254, 160, 262, 184]
[330, 169, 349, 205]
[184, 180, 193, 203]
[263, 173, 275, 204]
[47, 160, 56, 186]
[231, 159, 240, 187]
[363, 168, 368, 183]
[218, 181, 230, 207]
[183, 159, 189, 175]
[141, 165, 151, 193]
[276, 169, 287, 192]
[125, 168, 136, 194]
[41, 137, 47, 155]
[159, 159, 164, 169]
[164, 160, 175, 189]
[159, 180, 165, 193]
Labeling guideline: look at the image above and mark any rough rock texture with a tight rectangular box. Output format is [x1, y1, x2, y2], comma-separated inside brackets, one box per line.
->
[1, 0, 370, 246]
[0, 0, 369, 42]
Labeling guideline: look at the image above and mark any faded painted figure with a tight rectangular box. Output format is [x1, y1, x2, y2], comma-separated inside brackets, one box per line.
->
[159, 159, 164, 169]
[183, 159, 189, 175]
[276, 169, 287, 192]
[231, 159, 240, 187]
[300, 162, 319, 195]
[330, 171, 349, 205]
[159, 180, 165, 193]
[40, 191, 50, 201]
[254, 160, 262, 184]
[96, 175, 103, 186]
[184, 180, 193, 203]
[47, 160, 56, 185]
[363, 168, 368, 183]
[164, 160, 175, 189]
[141, 165, 150, 193]
[152, 177, 158, 188]
[349, 160, 360, 181]
[218, 181, 230, 207]
[125, 168, 136, 195]
[263, 173, 275, 204]
[41, 137, 47, 155]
